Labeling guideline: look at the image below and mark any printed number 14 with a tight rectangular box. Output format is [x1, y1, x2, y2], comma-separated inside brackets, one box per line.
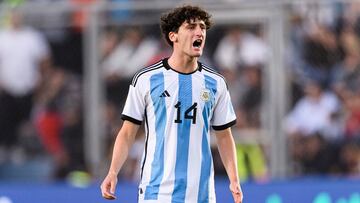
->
[174, 101, 197, 124]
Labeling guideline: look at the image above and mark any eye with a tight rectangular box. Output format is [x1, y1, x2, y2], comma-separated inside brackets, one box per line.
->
[188, 25, 195, 30]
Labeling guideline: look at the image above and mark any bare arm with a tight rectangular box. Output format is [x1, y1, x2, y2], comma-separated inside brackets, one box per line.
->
[215, 127, 243, 203]
[100, 120, 140, 200]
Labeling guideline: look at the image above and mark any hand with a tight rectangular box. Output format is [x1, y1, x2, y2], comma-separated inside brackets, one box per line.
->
[100, 172, 118, 200]
[229, 182, 243, 203]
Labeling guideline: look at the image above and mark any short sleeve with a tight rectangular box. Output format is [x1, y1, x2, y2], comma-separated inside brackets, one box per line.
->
[31, 29, 50, 61]
[121, 84, 145, 125]
[211, 80, 236, 130]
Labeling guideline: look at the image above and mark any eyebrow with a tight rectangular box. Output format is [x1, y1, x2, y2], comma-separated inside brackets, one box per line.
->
[186, 21, 206, 27]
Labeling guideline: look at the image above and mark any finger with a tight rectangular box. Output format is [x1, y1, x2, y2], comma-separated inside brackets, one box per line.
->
[101, 182, 114, 199]
[102, 187, 116, 200]
[100, 182, 109, 193]
[231, 187, 240, 194]
[103, 193, 116, 200]
[232, 195, 241, 203]
[110, 181, 116, 194]
[234, 193, 243, 203]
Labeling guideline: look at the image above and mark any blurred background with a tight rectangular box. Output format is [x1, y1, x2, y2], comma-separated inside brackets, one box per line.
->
[0, 0, 359, 202]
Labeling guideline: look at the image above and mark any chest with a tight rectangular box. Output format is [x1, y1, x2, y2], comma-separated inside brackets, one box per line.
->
[146, 72, 218, 122]
[0, 31, 38, 59]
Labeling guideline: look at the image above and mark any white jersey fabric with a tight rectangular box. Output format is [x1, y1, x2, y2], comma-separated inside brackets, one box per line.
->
[122, 58, 236, 203]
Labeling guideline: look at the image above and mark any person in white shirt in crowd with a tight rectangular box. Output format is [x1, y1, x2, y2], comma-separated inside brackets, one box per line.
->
[285, 79, 343, 175]
[286, 79, 341, 139]
[0, 8, 51, 161]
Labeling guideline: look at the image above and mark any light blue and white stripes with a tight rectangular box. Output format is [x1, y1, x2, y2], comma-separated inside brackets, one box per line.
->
[145, 72, 167, 200]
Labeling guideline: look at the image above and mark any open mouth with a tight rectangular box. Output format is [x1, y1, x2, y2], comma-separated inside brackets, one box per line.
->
[193, 39, 202, 48]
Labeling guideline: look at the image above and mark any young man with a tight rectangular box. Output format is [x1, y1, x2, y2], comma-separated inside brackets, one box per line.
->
[100, 5, 243, 203]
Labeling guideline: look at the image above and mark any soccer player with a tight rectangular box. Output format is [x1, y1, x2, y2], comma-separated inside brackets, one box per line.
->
[100, 5, 243, 203]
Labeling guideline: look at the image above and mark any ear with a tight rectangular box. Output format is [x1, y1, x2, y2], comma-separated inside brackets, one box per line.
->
[169, 31, 178, 43]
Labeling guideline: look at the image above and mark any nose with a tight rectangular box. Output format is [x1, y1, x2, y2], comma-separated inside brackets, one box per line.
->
[195, 26, 204, 37]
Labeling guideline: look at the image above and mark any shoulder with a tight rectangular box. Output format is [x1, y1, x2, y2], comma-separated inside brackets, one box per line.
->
[200, 62, 228, 89]
[0, 29, 11, 40]
[24, 27, 44, 39]
[131, 59, 165, 87]
[0, 30, 6, 37]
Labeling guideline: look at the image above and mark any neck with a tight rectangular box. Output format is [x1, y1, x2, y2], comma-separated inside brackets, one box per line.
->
[167, 52, 198, 74]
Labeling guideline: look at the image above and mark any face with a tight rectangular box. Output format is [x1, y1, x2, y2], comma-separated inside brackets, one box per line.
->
[10, 11, 24, 29]
[170, 18, 206, 58]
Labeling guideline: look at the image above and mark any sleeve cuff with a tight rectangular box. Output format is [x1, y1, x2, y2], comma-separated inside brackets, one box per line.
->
[212, 119, 236, 131]
[121, 114, 142, 125]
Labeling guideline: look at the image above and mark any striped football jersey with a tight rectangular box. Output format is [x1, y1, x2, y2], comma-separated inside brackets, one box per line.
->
[121, 58, 236, 203]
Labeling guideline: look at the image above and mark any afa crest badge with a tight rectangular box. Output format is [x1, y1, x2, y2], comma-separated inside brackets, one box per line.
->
[200, 89, 211, 102]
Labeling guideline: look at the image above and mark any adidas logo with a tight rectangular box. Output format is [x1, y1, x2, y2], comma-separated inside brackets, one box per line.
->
[160, 90, 170, 97]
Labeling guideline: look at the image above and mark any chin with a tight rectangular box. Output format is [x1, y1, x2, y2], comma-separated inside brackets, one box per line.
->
[186, 50, 202, 58]
[192, 51, 202, 57]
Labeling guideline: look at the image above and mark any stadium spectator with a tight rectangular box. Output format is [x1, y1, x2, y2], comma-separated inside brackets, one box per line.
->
[214, 27, 268, 74]
[338, 141, 360, 176]
[33, 67, 85, 179]
[285, 79, 342, 174]
[0, 8, 51, 162]
[100, 27, 160, 161]
[285, 80, 341, 140]
[342, 92, 360, 139]
[100, 27, 159, 110]
[34, 68, 67, 178]
[285, 2, 360, 176]
[300, 132, 337, 174]
[70, 0, 98, 32]
[330, 25, 360, 98]
[213, 27, 268, 110]
[239, 67, 263, 128]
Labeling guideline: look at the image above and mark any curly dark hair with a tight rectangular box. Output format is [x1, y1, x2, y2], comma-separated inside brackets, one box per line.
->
[160, 5, 213, 46]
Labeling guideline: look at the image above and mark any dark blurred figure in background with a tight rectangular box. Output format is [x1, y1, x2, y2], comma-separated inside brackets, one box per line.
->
[33, 67, 85, 179]
[0, 8, 51, 163]
[213, 26, 269, 182]
[285, 80, 342, 175]
[100, 27, 159, 160]
[214, 26, 268, 110]
[100, 27, 159, 111]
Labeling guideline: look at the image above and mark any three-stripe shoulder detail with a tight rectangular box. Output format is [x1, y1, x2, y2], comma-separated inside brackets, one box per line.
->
[201, 64, 229, 89]
[131, 60, 163, 86]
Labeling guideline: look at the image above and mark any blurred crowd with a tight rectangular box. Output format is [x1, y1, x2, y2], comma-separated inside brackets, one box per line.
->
[0, 1, 359, 183]
[286, 2, 360, 177]
[0, 7, 85, 181]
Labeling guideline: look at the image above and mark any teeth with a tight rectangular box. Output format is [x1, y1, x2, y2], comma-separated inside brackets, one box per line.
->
[193, 39, 202, 48]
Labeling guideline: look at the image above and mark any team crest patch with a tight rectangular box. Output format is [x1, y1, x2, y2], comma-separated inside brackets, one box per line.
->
[200, 89, 211, 102]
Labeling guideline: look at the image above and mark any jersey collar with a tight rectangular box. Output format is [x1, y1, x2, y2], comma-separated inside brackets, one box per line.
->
[163, 58, 202, 74]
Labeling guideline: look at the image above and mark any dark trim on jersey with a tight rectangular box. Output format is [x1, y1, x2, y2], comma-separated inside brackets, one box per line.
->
[140, 110, 150, 180]
[212, 119, 236, 131]
[131, 60, 164, 86]
[163, 58, 202, 75]
[121, 114, 142, 125]
[201, 64, 229, 90]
